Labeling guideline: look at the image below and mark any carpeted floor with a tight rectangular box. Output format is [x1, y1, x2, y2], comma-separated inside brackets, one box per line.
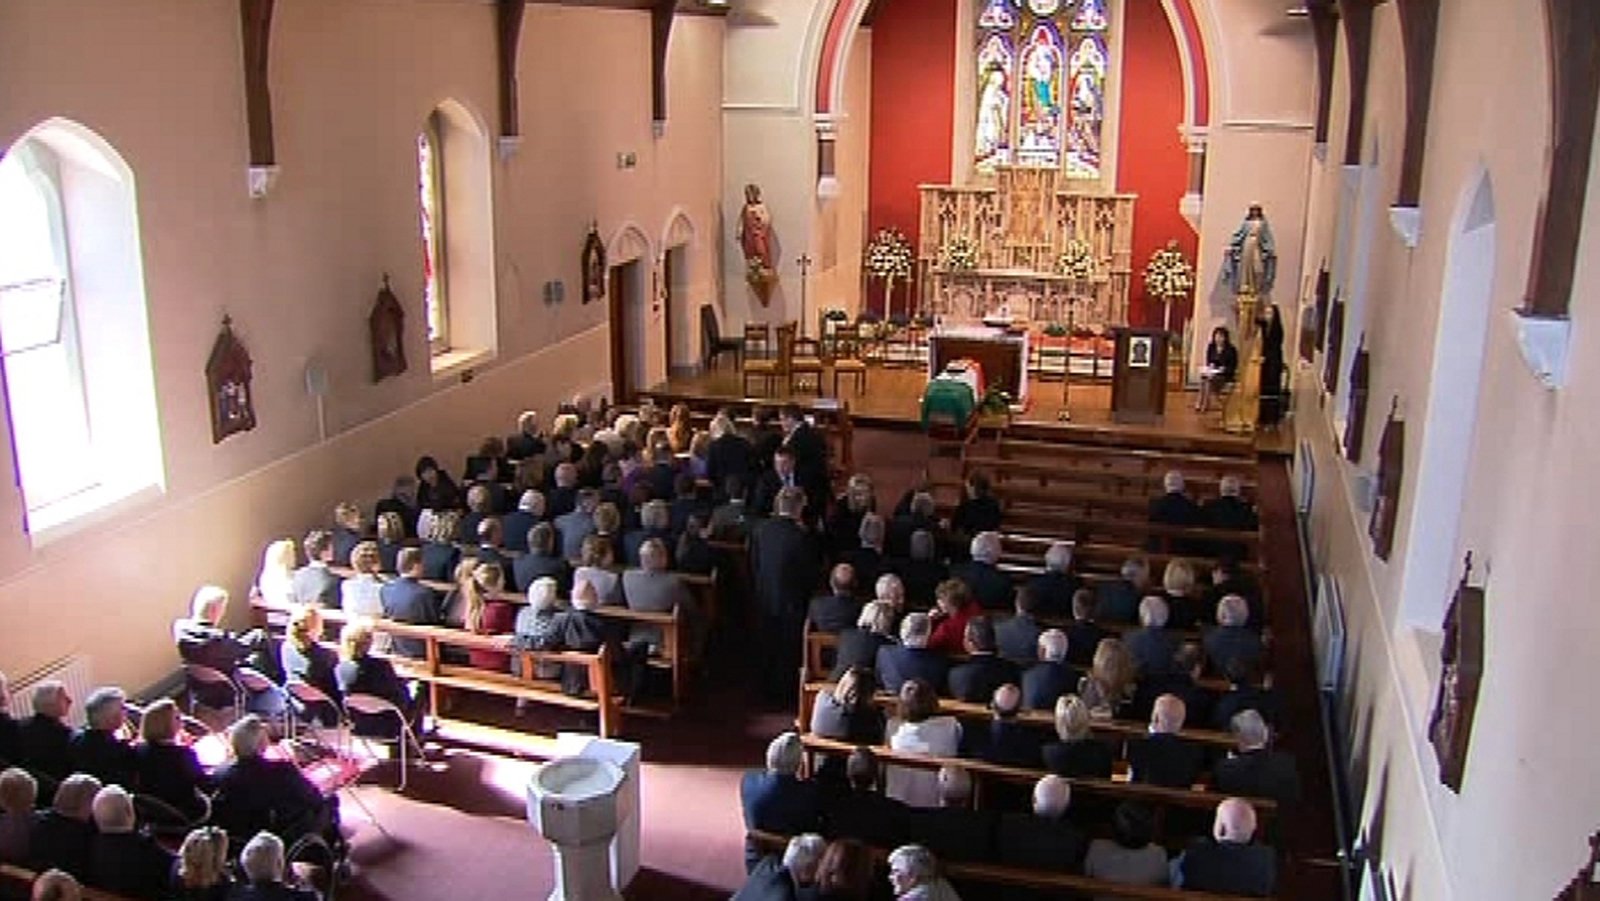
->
[325, 429, 1341, 901]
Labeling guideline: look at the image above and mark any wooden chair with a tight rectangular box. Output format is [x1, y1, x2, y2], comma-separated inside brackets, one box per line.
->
[741, 323, 778, 395]
[830, 323, 868, 396]
[700, 304, 743, 371]
[789, 333, 824, 396]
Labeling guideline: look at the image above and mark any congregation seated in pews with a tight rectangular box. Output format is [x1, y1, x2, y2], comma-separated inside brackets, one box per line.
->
[0, 663, 335, 901]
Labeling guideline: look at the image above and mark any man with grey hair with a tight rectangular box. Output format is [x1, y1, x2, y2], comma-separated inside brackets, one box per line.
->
[546, 461, 582, 519]
[897, 529, 949, 608]
[1205, 594, 1265, 676]
[555, 488, 601, 562]
[16, 682, 73, 780]
[1097, 556, 1151, 624]
[706, 410, 753, 495]
[904, 766, 996, 864]
[848, 512, 888, 590]
[733, 832, 826, 901]
[887, 844, 962, 901]
[874, 573, 907, 613]
[750, 485, 821, 700]
[237, 831, 319, 900]
[1028, 541, 1081, 617]
[32, 773, 100, 879]
[1128, 694, 1205, 789]
[67, 687, 137, 789]
[622, 538, 698, 654]
[889, 488, 941, 558]
[876, 612, 950, 692]
[89, 785, 174, 898]
[622, 499, 675, 568]
[29, 870, 81, 901]
[952, 531, 1013, 611]
[1021, 629, 1080, 711]
[1125, 595, 1180, 677]
[997, 774, 1087, 872]
[211, 716, 335, 848]
[1213, 709, 1301, 804]
[1148, 469, 1202, 548]
[174, 585, 270, 708]
[1174, 797, 1276, 895]
[739, 732, 820, 872]
[499, 489, 546, 553]
[506, 410, 546, 462]
[1204, 473, 1260, 536]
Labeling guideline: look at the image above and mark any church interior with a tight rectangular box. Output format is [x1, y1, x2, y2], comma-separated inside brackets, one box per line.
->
[1, 0, 1598, 899]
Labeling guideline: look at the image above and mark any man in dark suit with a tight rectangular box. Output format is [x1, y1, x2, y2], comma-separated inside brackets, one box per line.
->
[1213, 710, 1301, 804]
[807, 564, 861, 633]
[1021, 629, 1080, 711]
[232, 832, 322, 901]
[951, 532, 1014, 611]
[875, 612, 950, 693]
[892, 530, 949, 609]
[753, 448, 804, 520]
[1176, 798, 1277, 896]
[622, 539, 698, 654]
[1096, 557, 1151, 624]
[1204, 594, 1266, 676]
[1211, 657, 1282, 730]
[211, 717, 335, 846]
[499, 490, 545, 554]
[174, 586, 269, 707]
[514, 522, 573, 595]
[903, 767, 997, 864]
[1131, 643, 1216, 726]
[976, 685, 1044, 767]
[16, 682, 74, 780]
[1026, 541, 1081, 618]
[822, 748, 907, 848]
[31, 773, 98, 879]
[1203, 475, 1260, 531]
[380, 548, 440, 659]
[290, 530, 341, 607]
[732, 834, 824, 901]
[88, 785, 175, 900]
[554, 488, 601, 562]
[621, 500, 675, 568]
[505, 411, 546, 462]
[1127, 694, 1206, 789]
[994, 586, 1043, 664]
[643, 443, 679, 502]
[749, 406, 784, 476]
[995, 775, 1087, 872]
[739, 733, 821, 872]
[466, 518, 512, 574]
[1124, 596, 1181, 678]
[1149, 470, 1204, 553]
[951, 472, 1003, 544]
[67, 688, 138, 790]
[947, 617, 1020, 703]
[707, 411, 754, 497]
[778, 404, 829, 518]
[750, 488, 822, 700]
[546, 462, 581, 520]
[888, 490, 941, 559]
[846, 513, 887, 593]
[1064, 588, 1111, 667]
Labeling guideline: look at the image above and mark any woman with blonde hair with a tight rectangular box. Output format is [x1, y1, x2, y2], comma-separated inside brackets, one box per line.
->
[666, 404, 693, 454]
[340, 541, 385, 621]
[374, 512, 406, 574]
[461, 563, 515, 672]
[171, 827, 231, 901]
[278, 605, 340, 722]
[134, 699, 210, 821]
[254, 540, 296, 609]
[1041, 694, 1114, 778]
[335, 621, 420, 738]
[331, 501, 365, 567]
[1078, 637, 1134, 719]
[421, 510, 462, 582]
[686, 430, 712, 481]
[1161, 558, 1201, 630]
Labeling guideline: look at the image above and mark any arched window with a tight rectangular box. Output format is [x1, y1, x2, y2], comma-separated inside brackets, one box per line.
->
[973, 0, 1110, 178]
[415, 101, 497, 371]
[0, 120, 162, 540]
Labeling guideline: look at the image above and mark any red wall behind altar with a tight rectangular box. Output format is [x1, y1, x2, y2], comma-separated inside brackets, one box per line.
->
[865, 0, 1196, 328]
[866, 0, 957, 314]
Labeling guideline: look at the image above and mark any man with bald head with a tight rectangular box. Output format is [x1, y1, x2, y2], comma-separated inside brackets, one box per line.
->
[807, 564, 862, 633]
[1174, 797, 1276, 895]
[976, 684, 1042, 767]
[1127, 694, 1206, 789]
[996, 775, 1087, 873]
[902, 766, 996, 865]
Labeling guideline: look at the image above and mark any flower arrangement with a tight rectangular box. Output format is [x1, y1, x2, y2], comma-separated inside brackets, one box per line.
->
[1043, 323, 1068, 338]
[865, 228, 915, 282]
[1056, 239, 1097, 281]
[939, 235, 979, 272]
[1143, 241, 1196, 300]
[745, 258, 776, 302]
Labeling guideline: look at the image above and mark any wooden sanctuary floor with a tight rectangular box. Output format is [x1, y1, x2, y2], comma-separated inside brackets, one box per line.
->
[647, 365, 1295, 457]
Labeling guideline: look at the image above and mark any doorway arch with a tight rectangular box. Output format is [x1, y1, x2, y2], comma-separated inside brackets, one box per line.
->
[607, 223, 655, 402]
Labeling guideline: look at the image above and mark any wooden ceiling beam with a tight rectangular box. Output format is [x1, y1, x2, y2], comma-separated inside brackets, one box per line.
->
[651, 0, 678, 127]
[1310, 3, 1339, 148]
[1336, 0, 1375, 166]
[1393, 0, 1440, 208]
[239, 0, 276, 168]
[497, 0, 526, 141]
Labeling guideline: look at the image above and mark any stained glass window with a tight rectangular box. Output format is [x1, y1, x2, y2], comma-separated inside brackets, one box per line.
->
[417, 114, 448, 353]
[973, 0, 1111, 180]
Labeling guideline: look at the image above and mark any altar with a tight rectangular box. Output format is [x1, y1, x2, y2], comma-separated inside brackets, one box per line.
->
[929, 325, 1030, 408]
[917, 166, 1136, 329]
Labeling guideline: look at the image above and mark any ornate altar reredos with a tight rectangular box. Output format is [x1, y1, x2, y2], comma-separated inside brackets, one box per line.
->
[918, 166, 1135, 327]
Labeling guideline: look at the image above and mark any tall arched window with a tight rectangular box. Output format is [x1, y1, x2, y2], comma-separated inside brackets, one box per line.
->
[416, 101, 497, 371]
[0, 120, 163, 540]
[973, 0, 1110, 178]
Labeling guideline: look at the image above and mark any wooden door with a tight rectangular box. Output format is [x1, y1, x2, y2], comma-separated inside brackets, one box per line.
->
[609, 263, 630, 404]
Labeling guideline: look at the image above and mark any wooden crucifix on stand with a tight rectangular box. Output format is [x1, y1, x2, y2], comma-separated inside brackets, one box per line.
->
[797, 253, 813, 337]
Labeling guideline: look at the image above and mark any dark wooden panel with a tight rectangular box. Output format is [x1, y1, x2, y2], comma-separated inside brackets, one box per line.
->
[1395, 0, 1441, 207]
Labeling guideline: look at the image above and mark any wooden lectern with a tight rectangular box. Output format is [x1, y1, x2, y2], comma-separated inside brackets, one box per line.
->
[1111, 327, 1169, 424]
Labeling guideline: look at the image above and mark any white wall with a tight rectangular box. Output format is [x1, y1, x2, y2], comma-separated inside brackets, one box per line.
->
[0, 0, 723, 692]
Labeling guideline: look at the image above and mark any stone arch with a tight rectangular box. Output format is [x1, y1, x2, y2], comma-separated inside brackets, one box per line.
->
[607, 221, 654, 265]
[660, 207, 696, 255]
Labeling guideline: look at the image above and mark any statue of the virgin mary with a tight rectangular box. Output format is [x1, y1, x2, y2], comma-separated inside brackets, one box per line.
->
[1220, 203, 1277, 296]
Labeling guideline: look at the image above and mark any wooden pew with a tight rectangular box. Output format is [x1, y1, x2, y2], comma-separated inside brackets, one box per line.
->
[795, 733, 1277, 828]
[993, 435, 1258, 481]
[796, 677, 1238, 752]
[969, 452, 1259, 501]
[745, 830, 1269, 901]
[632, 391, 856, 471]
[251, 599, 621, 738]
[1, 865, 131, 901]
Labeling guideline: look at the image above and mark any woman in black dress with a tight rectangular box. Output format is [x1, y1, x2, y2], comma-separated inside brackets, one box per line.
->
[1195, 326, 1238, 412]
[1258, 304, 1286, 426]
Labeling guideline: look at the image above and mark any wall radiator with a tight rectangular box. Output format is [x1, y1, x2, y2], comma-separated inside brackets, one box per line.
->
[1312, 573, 1346, 695]
[8, 654, 94, 728]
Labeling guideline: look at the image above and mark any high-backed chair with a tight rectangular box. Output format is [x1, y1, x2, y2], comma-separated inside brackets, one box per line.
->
[742, 323, 780, 396]
[830, 323, 868, 396]
[789, 333, 824, 396]
[700, 305, 743, 371]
